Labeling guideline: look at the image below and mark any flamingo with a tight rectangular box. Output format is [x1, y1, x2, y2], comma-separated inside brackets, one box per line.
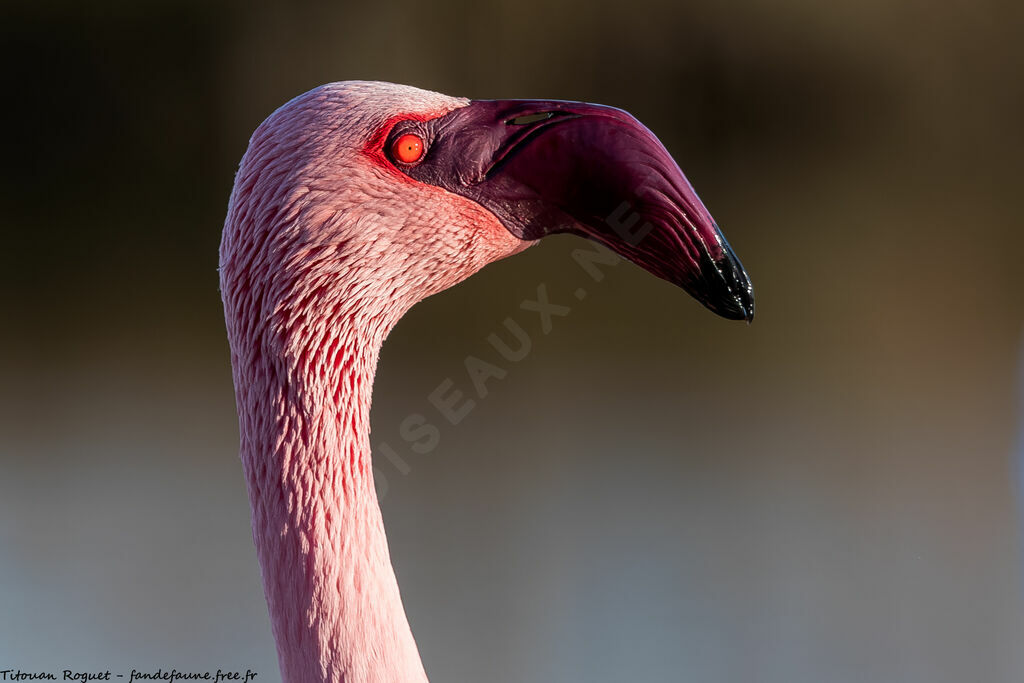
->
[220, 81, 753, 683]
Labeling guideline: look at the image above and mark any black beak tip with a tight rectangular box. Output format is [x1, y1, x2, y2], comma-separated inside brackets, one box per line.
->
[704, 251, 755, 324]
[710, 289, 755, 323]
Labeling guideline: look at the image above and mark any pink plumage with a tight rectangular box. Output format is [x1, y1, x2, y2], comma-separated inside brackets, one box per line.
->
[221, 81, 752, 682]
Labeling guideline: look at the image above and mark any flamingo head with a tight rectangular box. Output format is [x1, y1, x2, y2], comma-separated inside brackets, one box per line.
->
[221, 81, 753, 332]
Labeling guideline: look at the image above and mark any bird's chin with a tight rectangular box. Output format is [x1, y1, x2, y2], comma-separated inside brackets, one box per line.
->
[400, 193, 539, 304]
[504, 236, 539, 257]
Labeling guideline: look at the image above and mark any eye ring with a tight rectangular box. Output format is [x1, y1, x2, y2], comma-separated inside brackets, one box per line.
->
[391, 133, 425, 164]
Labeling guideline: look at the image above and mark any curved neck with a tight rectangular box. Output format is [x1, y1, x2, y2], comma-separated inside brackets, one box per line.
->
[234, 319, 427, 683]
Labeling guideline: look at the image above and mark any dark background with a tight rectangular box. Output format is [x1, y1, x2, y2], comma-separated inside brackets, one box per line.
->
[1, 1, 1022, 681]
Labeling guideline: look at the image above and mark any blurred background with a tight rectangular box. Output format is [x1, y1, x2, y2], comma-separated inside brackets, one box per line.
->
[2, 0, 1022, 681]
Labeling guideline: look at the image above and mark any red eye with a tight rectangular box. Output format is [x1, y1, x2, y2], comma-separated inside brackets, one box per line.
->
[391, 133, 424, 164]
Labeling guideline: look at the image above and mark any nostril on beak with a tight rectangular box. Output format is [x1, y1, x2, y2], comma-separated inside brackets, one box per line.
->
[506, 112, 555, 126]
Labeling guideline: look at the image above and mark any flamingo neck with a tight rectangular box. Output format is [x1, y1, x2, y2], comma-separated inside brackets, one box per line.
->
[235, 315, 427, 683]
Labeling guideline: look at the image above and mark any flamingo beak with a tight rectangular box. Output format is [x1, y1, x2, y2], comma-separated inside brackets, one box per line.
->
[392, 99, 754, 322]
